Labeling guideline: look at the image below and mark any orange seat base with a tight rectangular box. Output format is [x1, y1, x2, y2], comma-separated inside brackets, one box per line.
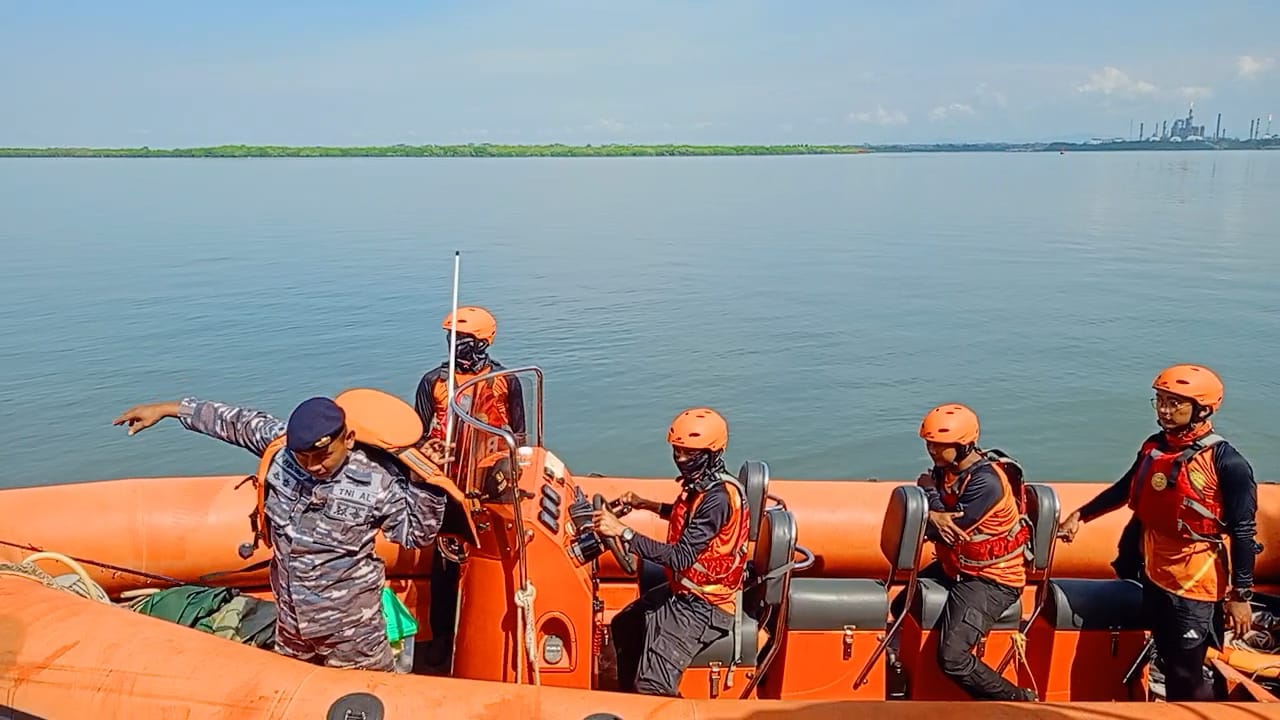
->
[898, 619, 1022, 701]
[1021, 621, 1150, 701]
[756, 629, 887, 701]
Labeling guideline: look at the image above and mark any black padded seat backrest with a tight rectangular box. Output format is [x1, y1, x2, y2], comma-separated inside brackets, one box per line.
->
[881, 485, 928, 576]
[751, 506, 797, 608]
[738, 460, 770, 544]
[787, 578, 889, 632]
[1024, 483, 1061, 574]
[910, 577, 1022, 630]
[1044, 579, 1146, 631]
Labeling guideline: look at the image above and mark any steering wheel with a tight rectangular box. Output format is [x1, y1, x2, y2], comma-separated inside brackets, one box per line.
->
[594, 493, 638, 575]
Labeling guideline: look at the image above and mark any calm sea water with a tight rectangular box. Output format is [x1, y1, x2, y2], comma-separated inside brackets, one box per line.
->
[1, 152, 1278, 489]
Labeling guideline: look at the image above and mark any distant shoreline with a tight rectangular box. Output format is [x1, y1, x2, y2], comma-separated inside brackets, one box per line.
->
[2, 139, 1278, 158]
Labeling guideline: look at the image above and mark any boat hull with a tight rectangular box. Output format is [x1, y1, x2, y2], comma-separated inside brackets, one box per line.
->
[4, 577, 1280, 719]
[4, 474, 1280, 593]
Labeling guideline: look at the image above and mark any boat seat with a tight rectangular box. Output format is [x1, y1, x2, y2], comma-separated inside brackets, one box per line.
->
[1024, 483, 1060, 578]
[737, 460, 770, 544]
[681, 506, 797, 699]
[1023, 578, 1149, 701]
[760, 485, 928, 700]
[757, 577, 892, 699]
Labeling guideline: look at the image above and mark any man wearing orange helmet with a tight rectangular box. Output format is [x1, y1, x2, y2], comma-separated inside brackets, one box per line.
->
[1059, 364, 1259, 701]
[914, 403, 1038, 701]
[592, 408, 751, 697]
[414, 305, 526, 446]
[413, 305, 526, 667]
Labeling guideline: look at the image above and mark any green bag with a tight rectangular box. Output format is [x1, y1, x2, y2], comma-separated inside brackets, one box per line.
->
[381, 586, 419, 643]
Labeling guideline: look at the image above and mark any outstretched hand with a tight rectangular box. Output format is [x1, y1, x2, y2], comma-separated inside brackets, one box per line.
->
[1057, 511, 1082, 543]
[112, 401, 180, 435]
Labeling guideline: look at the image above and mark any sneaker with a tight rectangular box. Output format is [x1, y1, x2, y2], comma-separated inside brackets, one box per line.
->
[1015, 688, 1038, 702]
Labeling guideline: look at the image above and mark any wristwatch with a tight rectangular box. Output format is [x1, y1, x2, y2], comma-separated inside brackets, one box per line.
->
[1231, 587, 1254, 602]
[620, 527, 635, 543]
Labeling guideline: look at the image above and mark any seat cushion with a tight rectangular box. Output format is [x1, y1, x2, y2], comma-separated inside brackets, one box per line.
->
[787, 578, 888, 631]
[908, 577, 1022, 630]
[1044, 578, 1145, 630]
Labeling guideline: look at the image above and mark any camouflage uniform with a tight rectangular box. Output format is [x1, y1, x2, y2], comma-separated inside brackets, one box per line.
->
[178, 397, 446, 671]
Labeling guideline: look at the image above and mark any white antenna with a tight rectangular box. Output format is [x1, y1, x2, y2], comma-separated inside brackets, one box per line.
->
[444, 250, 460, 476]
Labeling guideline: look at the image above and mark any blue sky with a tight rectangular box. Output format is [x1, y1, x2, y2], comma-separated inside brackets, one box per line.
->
[2, 0, 1277, 146]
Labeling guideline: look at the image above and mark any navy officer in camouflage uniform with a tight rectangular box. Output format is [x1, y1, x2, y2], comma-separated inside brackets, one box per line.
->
[113, 394, 448, 671]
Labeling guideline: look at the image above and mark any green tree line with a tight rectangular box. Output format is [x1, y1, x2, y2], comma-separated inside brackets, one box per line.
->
[0, 143, 873, 158]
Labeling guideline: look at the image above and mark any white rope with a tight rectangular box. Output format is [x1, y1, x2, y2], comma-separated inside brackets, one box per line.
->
[514, 582, 540, 686]
[0, 551, 112, 604]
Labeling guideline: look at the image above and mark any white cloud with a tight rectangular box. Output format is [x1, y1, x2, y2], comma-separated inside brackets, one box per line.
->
[1178, 86, 1213, 100]
[975, 82, 1008, 107]
[846, 106, 908, 126]
[1076, 66, 1157, 97]
[1237, 55, 1276, 78]
[930, 103, 975, 121]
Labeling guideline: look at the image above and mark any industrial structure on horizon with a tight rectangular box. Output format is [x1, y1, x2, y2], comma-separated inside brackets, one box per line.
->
[1129, 103, 1273, 143]
[1090, 103, 1275, 146]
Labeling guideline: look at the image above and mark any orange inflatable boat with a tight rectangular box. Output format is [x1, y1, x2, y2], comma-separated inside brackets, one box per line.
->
[3, 366, 1279, 719]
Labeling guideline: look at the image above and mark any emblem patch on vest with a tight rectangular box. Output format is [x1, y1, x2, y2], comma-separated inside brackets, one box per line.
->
[1150, 472, 1168, 491]
[1188, 471, 1207, 493]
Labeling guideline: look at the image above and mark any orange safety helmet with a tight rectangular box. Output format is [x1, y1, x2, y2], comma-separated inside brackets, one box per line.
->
[442, 306, 497, 343]
[667, 408, 729, 452]
[919, 403, 980, 446]
[1152, 364, 1223, 412]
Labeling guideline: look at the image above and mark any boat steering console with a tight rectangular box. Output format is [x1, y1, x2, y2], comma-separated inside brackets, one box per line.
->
[565, 489, 638, 575]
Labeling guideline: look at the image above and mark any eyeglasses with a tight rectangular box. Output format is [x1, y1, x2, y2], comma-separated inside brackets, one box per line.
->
[1151, 395, 1192, 411]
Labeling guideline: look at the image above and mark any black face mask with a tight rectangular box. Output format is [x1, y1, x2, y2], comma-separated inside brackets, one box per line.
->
[675, 450, 726, 493]
[446, 334, 490, 374]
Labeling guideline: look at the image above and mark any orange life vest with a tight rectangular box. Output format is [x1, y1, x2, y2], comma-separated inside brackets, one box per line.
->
[243, 388, 472, 555]
[936, 450, 1031, 588]
[665, 473, 751, 615]
[1127, 432, 1225, 543]
[1127, 430, 1229, 600]
[425, 368, 513, 442]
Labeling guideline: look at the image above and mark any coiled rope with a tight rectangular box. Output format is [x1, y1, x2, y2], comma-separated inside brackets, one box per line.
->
[0, 551, 112, 604]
